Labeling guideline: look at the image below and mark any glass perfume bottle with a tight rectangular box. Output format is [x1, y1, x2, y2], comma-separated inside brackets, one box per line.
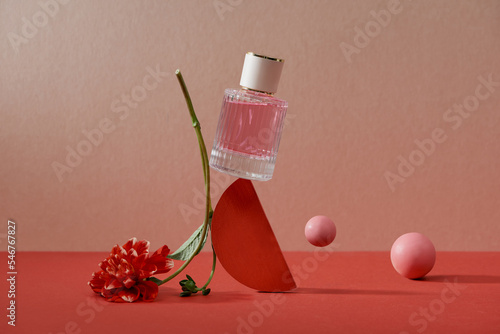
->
[209, 52, 288, 181]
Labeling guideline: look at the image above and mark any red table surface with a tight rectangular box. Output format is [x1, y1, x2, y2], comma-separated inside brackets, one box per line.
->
[1, 251, 499, 334]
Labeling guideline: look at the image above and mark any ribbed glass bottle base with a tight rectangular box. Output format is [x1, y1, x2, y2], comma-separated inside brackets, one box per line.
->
[209, 148, 275, 181]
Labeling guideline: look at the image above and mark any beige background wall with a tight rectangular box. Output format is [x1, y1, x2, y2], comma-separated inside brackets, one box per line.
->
[1, 0, 499, 252]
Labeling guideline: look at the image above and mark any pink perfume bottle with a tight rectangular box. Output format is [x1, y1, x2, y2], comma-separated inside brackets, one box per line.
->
[209, 52, 288, 181]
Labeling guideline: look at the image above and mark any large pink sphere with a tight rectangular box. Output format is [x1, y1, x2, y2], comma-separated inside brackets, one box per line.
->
[305, 216, 336, 247]
[391, 232, 436, 279]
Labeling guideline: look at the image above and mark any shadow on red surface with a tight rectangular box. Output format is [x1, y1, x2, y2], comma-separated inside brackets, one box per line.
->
[154, 289, 255, 304]
[279, 287, 432, 295]
[421, 274, 500, 284]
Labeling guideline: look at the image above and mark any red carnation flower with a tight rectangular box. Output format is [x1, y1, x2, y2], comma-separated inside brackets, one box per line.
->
[88, 238, 173, 302]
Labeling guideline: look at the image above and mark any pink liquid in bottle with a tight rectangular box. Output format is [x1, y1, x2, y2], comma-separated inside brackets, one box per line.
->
[210, 89, 287, 181]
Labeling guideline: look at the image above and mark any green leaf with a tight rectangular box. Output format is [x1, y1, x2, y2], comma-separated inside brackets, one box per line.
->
[167, 217, 211, 261]
[146, 277, 163, 286]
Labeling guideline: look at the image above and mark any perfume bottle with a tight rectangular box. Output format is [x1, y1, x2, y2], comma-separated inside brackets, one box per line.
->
[209, 52, 288, 181]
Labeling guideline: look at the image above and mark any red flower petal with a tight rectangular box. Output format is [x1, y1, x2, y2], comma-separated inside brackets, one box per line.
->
[102, 288, 126, 302]
[122, 238, 137, 252]
[104, 277, 122, 290]
[132, 252, 148, 270]
[137, 281, 159, 302]
[88, 270, 107, 293]
[111, 245, 127, 258]
[121, 276, 136, 289]
[142, 245, 173, 278]
[118, 286, 140, 303]
[131, 240, 150, 257]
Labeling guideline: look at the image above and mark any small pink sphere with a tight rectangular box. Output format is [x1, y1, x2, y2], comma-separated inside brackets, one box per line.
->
[305, 216, 336, 247]
[391, 232, 436, 279]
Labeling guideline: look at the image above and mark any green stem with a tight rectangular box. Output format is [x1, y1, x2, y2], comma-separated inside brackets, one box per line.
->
[159, 70, 213, 285]
[200, 248, 217, 290]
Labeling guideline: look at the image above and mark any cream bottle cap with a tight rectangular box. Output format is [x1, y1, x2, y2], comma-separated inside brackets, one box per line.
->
[239, 52, 284, 94]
